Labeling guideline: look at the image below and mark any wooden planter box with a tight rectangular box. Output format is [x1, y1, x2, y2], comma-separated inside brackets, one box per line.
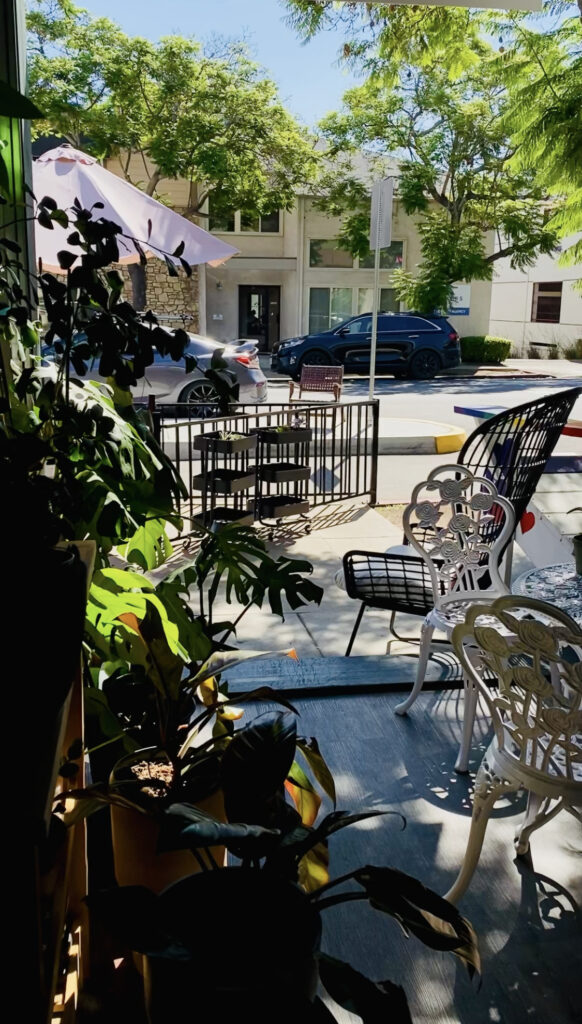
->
[193, 431, 257, 455]
[257, 427, 312, 446]
[259, 462, 310, 484]
[193, 469, 256, 495]
[252, 495, 310, 519]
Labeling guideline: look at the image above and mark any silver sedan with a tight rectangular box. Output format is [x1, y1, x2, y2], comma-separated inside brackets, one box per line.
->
[42, 334, 268, 408]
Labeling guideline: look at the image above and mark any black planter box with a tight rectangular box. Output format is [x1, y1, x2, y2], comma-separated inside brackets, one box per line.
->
[203, 507, 256, 527]
[259, 462, 310, 484]
[193, 469, 256, 495]
[257, 427, 312, 446]
[194, 431, 257, 454]
[252, 495, 310, 519]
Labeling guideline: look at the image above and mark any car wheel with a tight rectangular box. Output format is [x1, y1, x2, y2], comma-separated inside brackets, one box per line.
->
[299, 350, 332, 369]
[408, 350, 441, 380]
[179, 379, 220, 418]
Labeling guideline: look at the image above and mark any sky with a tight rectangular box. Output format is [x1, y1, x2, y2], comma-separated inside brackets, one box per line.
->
[74, 0, 360, 128]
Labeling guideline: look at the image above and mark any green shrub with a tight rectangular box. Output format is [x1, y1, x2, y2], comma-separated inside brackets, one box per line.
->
[561, 338, 582, 360]
[460, 335, 512, 364]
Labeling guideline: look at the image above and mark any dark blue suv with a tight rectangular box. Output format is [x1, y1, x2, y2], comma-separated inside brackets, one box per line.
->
[271, 312, 461, 380]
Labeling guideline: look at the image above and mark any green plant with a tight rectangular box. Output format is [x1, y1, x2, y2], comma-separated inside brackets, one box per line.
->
[460, 335, 512, 364]
[217, 430, 245, 441]
[561, 338, 582, 360]
[83, 752, 480, 1023]
[72, 527, 324, 873]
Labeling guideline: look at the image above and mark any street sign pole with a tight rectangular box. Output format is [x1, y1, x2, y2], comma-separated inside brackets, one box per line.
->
[368, 177, 393, 401]
[369, 242, 381, 401]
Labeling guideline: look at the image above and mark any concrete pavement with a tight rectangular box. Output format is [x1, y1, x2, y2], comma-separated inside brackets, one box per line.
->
[207, 501, 539, 663]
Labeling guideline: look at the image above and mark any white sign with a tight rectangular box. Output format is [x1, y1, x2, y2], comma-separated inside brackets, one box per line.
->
[369, 178, 393, 252]
[449, 283, 471, 316]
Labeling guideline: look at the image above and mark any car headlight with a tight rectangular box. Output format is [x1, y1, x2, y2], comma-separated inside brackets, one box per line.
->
[279, 338, 304, 351]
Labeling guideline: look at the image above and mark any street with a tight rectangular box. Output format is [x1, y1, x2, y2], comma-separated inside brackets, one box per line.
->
[266, 372, 582, 501]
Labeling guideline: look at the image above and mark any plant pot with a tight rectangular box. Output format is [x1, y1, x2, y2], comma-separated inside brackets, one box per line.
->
[193, 430, 257, 455]
[573, 534, 582, 576]
[26, 543, 90, 830]
[257, 426, 312, 446]
[110, 754, 226, 893]
[259, 461, 310, 484]
[193, 468, 256, 494]
[253, 495, 310, 519]
[143, 868, 321, 1024]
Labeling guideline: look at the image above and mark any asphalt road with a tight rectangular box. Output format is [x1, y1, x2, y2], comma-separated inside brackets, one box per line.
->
[265, 373, 582, 502]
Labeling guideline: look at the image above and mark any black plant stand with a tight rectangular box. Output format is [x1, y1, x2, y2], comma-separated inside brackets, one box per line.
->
[193, 430, 257, 527]
[251, 426, 312, 539]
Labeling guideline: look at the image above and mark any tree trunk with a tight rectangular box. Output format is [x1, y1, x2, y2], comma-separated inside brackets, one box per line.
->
[127, 263, 147, 311]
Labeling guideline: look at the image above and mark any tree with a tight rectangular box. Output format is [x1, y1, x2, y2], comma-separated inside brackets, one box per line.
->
[287, 1, 581, 306]
[488, 2, 582, 273]
[27, 1, 318, 219]
[314, 62, 557, 313]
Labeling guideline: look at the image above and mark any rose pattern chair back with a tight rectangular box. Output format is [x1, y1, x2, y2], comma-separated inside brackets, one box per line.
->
[402, 465, 515, 609]
[452, 596, 582, 782]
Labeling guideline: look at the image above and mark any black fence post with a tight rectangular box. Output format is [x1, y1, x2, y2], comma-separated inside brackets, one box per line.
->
[370, 399, 379, 506]
[147, 394, 161, 443]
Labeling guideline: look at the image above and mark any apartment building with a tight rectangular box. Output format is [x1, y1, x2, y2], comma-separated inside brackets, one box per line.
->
[204, 196, 493, 348]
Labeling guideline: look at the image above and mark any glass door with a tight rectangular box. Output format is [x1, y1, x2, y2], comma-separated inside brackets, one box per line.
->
[238, 286, 280, 351]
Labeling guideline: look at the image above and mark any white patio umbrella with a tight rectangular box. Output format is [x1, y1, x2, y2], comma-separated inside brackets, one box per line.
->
[32, 145, 238, 272]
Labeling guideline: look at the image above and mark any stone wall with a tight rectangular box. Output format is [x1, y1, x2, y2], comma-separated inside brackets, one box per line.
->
[119, 260, 199, 331]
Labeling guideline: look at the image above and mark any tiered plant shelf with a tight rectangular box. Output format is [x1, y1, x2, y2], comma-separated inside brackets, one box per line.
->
[252, 425, 313, 535]
[193, 430, 257, 526]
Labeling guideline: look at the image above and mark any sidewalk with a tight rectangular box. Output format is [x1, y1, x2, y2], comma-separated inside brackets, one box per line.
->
[213, 502, 537, 662]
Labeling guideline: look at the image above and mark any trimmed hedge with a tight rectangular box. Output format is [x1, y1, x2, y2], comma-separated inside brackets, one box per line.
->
[460, 335, 512, 364]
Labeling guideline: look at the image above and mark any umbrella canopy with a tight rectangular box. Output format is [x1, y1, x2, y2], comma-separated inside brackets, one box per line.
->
[32, 145, 238, 273]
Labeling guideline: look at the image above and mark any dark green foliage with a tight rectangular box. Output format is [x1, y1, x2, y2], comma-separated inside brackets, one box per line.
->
[460, 336, 512, 364]
[27, 0, 319, 221]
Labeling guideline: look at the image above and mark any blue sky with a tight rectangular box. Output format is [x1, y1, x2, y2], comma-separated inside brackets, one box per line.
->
[77, 0, 359, 128]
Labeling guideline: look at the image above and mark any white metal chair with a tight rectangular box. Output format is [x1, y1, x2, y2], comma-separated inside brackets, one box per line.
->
[445, 595, 582, 904]
[391, 465, 515, 772]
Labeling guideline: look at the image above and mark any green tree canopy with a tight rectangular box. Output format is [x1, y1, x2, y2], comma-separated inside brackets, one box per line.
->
[288, 0, 580, 311]
[27, 0, 319, 219]
[488, 2, 582, 269]
[314, 62, 557, 313]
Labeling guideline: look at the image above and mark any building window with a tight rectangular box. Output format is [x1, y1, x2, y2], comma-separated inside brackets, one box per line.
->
[358, 241, 404, 269]
[208, 198, 235, 233]
[358, 288, 399, 313]
[258, 210, 280, 233]
[531, 282, 562, 323]
[309, 239, 354, 268]
[241, 210, 280, 233]
[309, 287, 352, 333]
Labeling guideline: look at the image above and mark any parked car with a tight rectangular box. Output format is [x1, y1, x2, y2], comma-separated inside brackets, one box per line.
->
[42, 333, 268, 408]
[271, 312, 461, 380]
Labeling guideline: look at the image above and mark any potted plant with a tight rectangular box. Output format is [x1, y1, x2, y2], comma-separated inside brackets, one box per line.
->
[72, 525, 324, 891]
[86, 767, 480, 1024]
[193, 429, 258, 455]
[257, 423, 313, 446]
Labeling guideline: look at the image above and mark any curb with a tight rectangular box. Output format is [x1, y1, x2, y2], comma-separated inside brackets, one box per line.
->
[378, 421, 467, 456]
[264, 371, 557, 385]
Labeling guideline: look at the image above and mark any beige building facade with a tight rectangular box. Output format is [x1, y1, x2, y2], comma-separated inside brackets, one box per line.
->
[205, 196, 493, 349]
[105, 154, 580, 353]
[488, 235, 582, 353]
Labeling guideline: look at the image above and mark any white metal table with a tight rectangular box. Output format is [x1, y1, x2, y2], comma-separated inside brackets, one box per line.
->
[512, 563, 582, 625]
